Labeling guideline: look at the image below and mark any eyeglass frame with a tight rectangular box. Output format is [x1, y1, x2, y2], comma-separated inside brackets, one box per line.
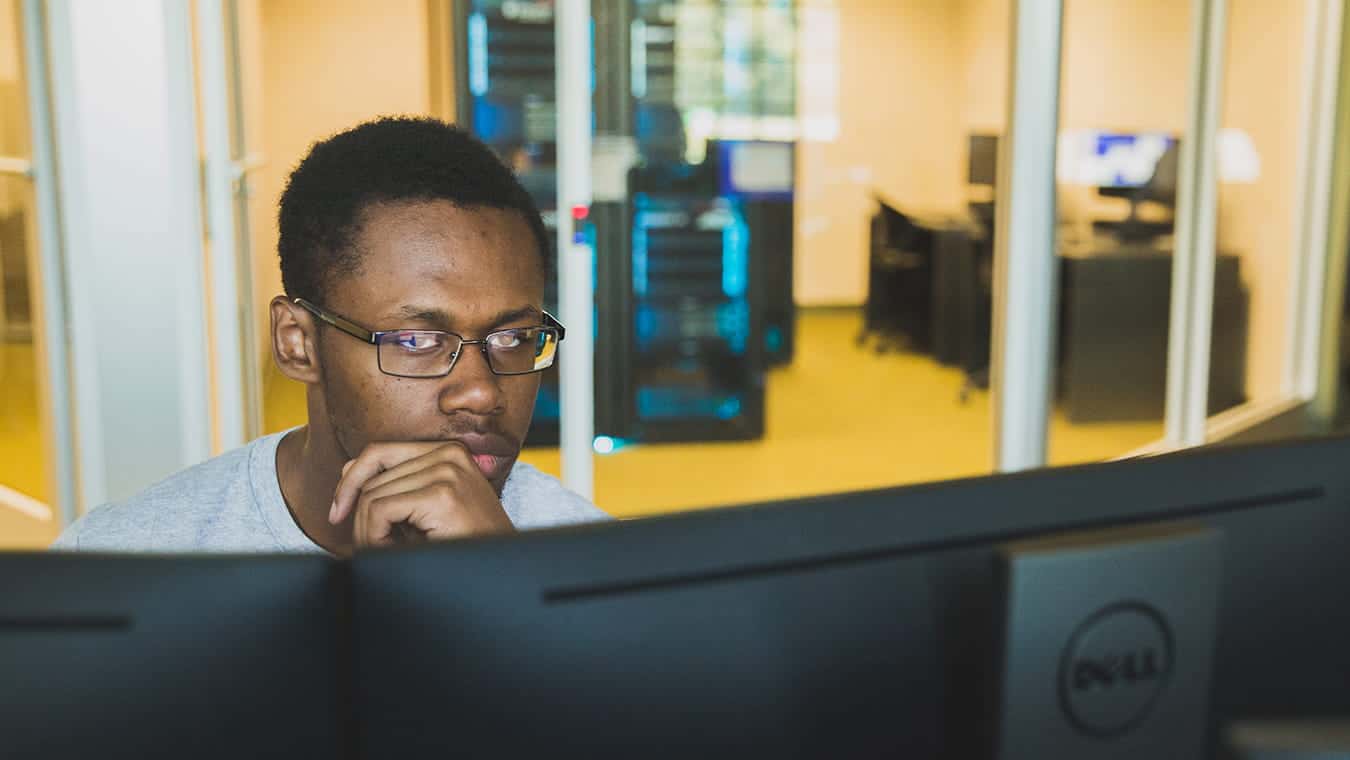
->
[291, 297, 566, 379]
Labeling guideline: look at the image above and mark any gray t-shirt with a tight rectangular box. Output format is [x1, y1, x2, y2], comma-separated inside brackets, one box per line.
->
[51, 430, 609, 553]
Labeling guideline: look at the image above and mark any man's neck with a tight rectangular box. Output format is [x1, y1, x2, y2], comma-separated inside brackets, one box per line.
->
[275, 426, 355, 557]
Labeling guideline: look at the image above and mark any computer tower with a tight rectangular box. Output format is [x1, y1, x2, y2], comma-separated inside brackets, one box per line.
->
[625, 160, 766, 442]
[708, 140, 796, 367]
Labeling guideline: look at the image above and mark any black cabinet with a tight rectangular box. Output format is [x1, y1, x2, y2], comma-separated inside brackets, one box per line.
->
[1058, 248, 1248, 422]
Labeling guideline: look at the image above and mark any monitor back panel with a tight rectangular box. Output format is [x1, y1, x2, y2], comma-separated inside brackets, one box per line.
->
[354, 434, 1350, 759]
[0, 554, 350, 760]
[353, 539, 941, 759]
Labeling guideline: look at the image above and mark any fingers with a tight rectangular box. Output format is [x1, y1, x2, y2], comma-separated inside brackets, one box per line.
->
[355, 443, 478, 501]
[352, 461, 467, 525]
[354, 483, 501, 547]
[332, 439, 514, 548]
[330, 441, 448, 524]
[355, 489, 433, 547]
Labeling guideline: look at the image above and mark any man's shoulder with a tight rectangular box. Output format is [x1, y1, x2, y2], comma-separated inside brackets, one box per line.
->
[502, 461, 611, 529]
[50, 437, 268, 552]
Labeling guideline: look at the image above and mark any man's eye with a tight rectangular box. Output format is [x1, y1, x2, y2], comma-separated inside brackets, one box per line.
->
[488, 331, 524, 349]
[395, 333, 442, 351]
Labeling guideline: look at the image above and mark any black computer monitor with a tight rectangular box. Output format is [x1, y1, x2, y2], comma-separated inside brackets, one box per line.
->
[8, 435, 1349, 758]
[0, 554, 349, 759]
[1097, 140, 1181, 243]
[352, 433, 1350, 758]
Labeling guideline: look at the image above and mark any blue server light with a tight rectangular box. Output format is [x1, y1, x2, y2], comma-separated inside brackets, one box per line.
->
[716, 397, 743, 420]
[468, 13, 489, 97]
[721, 204, 749, 299]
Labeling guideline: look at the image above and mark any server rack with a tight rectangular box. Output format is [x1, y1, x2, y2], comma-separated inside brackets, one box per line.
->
[454, 0, 599, 447]
[453, 0, 792, 446]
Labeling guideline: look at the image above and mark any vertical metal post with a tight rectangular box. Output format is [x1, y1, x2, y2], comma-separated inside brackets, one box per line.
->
[1313, 0, 1350, 423]
[991, 0, 1064, 473]
[556, 0, 595, 500]
[1164, 0, 1227, 447]
[222, 0, 265, 442]
[196, 0, 248, 453]
[1286, 0, 1346, 403]
[21, 0, 78, 524]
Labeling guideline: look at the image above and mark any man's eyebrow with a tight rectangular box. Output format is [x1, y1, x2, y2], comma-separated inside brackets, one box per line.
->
[391, 304, 540, 330]
[392, 305, 455, 328]
[485, 305, 543, 327]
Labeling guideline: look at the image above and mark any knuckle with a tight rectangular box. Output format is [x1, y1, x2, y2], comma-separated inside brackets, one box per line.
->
[364, 495, 399, 524]
[440, 441, 471, 461]
[356, 490, 378, 514]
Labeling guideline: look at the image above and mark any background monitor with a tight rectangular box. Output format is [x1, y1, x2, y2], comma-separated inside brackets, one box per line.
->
[1059, 130, 1177, 188]
[968, 133, 1000, 187]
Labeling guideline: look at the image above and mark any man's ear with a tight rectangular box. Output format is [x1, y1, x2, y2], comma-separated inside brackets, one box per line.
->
[271, 296, 322, 384]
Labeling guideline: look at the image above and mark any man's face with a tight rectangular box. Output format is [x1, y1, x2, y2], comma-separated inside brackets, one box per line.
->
[315, 200, 547, 495]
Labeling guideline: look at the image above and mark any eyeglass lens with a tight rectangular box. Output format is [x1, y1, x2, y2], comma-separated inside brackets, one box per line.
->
[375, 328, 560, 377]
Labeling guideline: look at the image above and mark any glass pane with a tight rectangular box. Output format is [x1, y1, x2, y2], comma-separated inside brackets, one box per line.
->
[222, 0, 444, 434]
[1207, 0, 1311, 421]
[0, 0, 58, 548]
[246, 0, 1014, 519]
[468, 0, 1012, 516]
[458, 0, 563, 446]
[1048, 0, 1193, 466]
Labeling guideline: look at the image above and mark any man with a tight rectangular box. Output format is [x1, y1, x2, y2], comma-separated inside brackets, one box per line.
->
[54, 117, 608, 555]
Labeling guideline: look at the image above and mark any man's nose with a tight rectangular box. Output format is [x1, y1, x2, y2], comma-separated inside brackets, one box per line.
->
[437, 343, 504, 416]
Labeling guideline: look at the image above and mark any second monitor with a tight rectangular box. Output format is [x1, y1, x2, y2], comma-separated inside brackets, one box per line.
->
[351, 433, 1350, 758]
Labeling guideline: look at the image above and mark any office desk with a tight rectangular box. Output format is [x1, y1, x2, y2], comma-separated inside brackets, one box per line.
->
[1058, 245, 1248, 422]
[867, 210, 1250, 423]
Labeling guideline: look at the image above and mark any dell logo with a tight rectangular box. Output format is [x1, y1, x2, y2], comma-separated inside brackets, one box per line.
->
[1073, 647, 1165, 690]
[1059, 603, 1174, 738]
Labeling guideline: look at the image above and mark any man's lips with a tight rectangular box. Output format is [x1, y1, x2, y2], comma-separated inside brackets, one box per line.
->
[453, 434, 518, 479]
[471, 453, 512, 479]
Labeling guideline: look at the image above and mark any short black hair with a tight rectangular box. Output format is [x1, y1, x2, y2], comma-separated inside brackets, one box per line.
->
[277, 116, 551, 303]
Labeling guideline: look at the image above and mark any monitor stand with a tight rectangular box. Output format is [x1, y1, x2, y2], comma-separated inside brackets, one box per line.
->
[992, 524, 1222, 759]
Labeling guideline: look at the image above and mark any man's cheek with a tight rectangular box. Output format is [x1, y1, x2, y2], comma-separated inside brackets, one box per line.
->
[331, 375, 399, 448]
[366, 386, 442, 439]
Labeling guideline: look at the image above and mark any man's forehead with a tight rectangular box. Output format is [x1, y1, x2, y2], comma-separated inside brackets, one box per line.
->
[390, 302, 541, 329]
[323, 200, 544, 324]
[359, 199, 531, 245]
[355, 201, 542, 279]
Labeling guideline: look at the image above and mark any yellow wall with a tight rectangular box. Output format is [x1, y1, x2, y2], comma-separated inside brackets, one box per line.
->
[957, 0, 1008, 134]
[793, 0, 967, 307]
[245, 0, 433, 378]
[0, 1, 27, 158]
[1218, 0, 1306, 403]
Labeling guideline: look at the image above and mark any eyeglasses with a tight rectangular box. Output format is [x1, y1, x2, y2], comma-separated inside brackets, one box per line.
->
[293, 297, 565, 378]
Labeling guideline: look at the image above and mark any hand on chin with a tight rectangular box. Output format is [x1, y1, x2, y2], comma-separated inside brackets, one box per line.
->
[328, 439, 517, 548]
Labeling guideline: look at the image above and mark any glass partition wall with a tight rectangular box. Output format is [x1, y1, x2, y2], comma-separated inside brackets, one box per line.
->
[11, 0, 1347, 545]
